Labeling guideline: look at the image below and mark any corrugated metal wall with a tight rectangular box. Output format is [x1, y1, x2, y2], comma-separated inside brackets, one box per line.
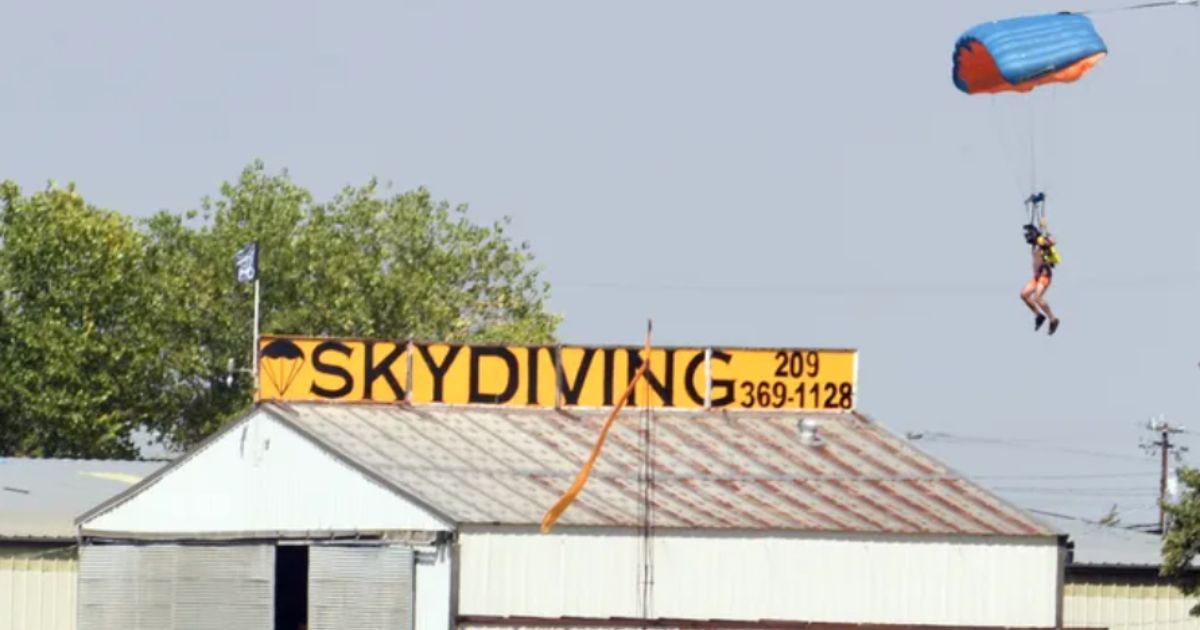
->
[1066, 579, 1200, 630]
[2, 541, 453, 630]
[458, 529, 1061, 628]
[77, 544, 274, 630]
[309, 545, 414, 630]
[0, 547, 77, 630]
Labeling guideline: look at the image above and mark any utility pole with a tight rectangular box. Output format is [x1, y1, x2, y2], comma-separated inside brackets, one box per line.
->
[1143, 417, 1187, 534]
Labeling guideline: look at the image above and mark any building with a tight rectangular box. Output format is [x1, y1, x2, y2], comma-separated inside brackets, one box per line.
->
[66, 336, 1079, 629]
[75, 401, 1067, 630]
[1043, 513, 1200, 630]
[0, 457, 163, 630]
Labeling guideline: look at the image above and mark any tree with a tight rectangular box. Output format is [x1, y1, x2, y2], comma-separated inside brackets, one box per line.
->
[0, 182, 180, 457]
[0, 162, 560, 457]
[144, 161, 560, 448]
[1161, 467, 1200, 613]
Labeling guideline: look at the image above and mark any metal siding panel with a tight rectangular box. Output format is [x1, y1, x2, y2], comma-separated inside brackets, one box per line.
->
[79, 545, 167, 630]
[172, 545, 274, 630]
[78, 545, 273, 630]
[458, 530, 1060, 627]
[1064, 579, 1200, 630]
[309, 545, 414, 630]
[0, 553, 77, 630]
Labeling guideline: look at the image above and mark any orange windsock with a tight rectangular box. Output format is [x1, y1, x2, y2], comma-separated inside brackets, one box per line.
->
[540, 324, 653, 534]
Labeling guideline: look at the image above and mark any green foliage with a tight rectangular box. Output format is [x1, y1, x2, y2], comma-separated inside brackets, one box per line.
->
[0, 183, 170, 457]
[0, 162, 559, 457]
[1162, 467, 1200, 614]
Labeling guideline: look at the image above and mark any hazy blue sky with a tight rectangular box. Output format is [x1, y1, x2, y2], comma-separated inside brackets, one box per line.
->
[4, 0, 1199, 527]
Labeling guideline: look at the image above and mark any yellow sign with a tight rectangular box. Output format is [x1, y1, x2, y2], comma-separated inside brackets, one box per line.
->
[712, 349, 857, 411]
[409, 343, 557, 407]
[259, 337, 409, 402]
[257, 336, 857, 411]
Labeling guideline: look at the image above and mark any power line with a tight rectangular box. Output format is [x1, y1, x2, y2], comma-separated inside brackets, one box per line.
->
[973, 471, 1159, 481]
[906, 431, 1153, 463]
[554, 274, 1200, 298]
[1028, 507, 1150, 524]
[1026, 508, 1162, 534]
[992, 486, 1157, 496]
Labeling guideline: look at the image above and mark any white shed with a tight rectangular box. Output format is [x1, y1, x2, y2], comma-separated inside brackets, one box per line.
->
[76, 402, 1066, 630]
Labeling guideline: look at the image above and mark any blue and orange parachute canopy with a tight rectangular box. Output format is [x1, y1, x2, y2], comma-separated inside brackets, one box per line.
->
[953, 13, 1108, 95]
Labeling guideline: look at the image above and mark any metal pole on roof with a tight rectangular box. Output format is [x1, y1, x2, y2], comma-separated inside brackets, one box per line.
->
[252, 277, 260, 398]
[638, 319, 655, 627]
[703, 347, 712, 410]
[234, 241, 260, 397]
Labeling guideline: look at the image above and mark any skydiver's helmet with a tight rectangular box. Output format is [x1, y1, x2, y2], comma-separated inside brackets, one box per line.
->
[1023, 223, 1040, 245]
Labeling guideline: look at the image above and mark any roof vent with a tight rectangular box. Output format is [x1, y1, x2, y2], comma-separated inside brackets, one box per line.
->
[797, 418, 824, 447]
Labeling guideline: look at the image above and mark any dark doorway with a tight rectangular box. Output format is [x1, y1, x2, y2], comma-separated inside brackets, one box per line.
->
[275, 544, 308, 630]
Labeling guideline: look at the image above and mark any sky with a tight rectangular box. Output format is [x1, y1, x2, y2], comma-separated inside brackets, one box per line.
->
[3, 0, 1199, 528]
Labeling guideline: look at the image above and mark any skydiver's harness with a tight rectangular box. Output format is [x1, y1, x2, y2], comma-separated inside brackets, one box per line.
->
[1023, 192, 1062, 269]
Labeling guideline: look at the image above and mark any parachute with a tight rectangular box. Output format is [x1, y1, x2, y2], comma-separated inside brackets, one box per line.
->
[951, 2, 1196, 301]
[951, 4, 1199, 180]
[950, 12, 1116, 223]
[953, 14, 1108, 95]
[260, 339, 305, 396]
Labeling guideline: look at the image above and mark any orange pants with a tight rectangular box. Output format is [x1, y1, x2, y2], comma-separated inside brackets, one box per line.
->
[1023, 272, 1051, 294]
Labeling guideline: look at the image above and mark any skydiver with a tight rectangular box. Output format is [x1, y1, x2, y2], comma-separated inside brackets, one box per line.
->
[1020, 216, 1060, 335]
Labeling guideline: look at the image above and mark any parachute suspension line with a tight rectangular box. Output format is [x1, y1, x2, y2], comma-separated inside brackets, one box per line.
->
[1079, 0, 1199, 15]
[989, 96, 1028, 197]
[1029, 96, 1038, 199]
[1040, 85, 1063, 227]
[1040, 84, 1061, 198]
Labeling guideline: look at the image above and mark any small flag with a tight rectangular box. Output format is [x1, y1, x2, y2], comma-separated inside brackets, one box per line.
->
[234, 242, 258, 283]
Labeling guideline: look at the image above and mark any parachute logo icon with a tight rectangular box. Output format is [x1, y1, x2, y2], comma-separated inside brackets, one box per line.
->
[260, 339, 305, 396]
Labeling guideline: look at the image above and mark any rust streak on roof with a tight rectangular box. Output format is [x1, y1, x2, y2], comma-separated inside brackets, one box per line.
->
[655, 421, 823, 530]
[686, 421, 854, 531]
[275, 403, 1055, 536]
[848, 419, 1047, 536]
[545, 410, 740, 528]
[821, 423, 1003, 535]
[739, 421, 911, 533]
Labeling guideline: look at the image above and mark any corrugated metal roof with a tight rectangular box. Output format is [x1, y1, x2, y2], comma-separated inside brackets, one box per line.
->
[270, 402, 1054, 536]
[0, 458, 165, 540]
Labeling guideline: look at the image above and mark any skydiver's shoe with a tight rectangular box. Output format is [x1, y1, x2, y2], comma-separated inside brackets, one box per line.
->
[1035, 314, 1046, 331]
[1048, 319, 1060, 335]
